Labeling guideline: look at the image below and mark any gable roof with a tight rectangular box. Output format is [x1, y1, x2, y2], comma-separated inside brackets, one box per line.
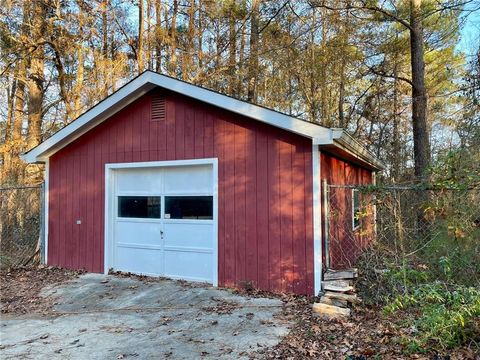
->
[22, 71, 384, 170]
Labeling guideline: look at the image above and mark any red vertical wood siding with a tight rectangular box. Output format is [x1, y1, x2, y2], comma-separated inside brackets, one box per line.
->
[319, 151, 374, 269]
[48, 91, 314, 295]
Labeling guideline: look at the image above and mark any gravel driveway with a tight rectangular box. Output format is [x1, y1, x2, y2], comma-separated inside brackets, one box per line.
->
[0, 273, 290, 359]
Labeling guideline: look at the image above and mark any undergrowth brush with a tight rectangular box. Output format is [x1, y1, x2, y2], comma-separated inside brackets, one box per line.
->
[356, 249, 480, 353]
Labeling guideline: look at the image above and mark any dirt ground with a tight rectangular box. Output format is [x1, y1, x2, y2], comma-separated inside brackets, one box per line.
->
[0, 267, 478, 359]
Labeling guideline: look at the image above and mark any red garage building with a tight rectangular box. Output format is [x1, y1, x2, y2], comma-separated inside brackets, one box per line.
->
[23, 71, 383, 295]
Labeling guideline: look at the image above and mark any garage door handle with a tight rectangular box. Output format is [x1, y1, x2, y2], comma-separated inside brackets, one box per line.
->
[160, 230, 164, 239]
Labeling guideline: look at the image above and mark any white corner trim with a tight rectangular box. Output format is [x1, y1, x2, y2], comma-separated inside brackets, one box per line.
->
[104, 163, 113, 275]
[312, 144, 322, 295]
[22, 71, 332, 163]
[211, 159, 219, 287]
[103, 158, 219, 287]
[44, 159, 49, 264]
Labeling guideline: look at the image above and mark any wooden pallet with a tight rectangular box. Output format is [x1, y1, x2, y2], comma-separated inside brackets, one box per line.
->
[312, 268, 359, 318]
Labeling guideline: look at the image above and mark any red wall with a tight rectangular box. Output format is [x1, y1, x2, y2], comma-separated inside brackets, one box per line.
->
[320, 152, 374, 269]
[48, 90, 314, 294]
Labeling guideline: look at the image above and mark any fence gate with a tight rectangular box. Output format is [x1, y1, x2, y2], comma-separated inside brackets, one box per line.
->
[0, 184, 44, 269]
[323, 182, 376, 270]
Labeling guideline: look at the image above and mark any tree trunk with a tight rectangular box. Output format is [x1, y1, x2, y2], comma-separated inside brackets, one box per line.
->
[247, 0, 259, 103]
[155, 0, 162, 72]
[102, 0, 109, 97]
[237, 29, 246, 97]
[409, 0, 430, 180]
[13, 61, 26, 143]
[169, 0, 178, 76]
[2, 75, 15, 183]
[52, 46, 74, 122]
[338, 11, 349, 128]
[319, 6, 328, 126]
[11, 0, 29, 146]
[338, 59, 346, 127]
[26, 0, 46, 150]
[182, 0, 195, 80]
[74, 3, 85, 119]
[392, 59, 401, 181]
[146, 0, 152, 70]
[138, 0, 145, 73]
[5, 76, 16, 144]
[197, 0, 203, 69]
[312, 6, 321, 123]
[228, 2, 237, 95]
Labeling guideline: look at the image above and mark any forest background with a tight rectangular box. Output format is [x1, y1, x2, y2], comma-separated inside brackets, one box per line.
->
[0, 0, 479, 186]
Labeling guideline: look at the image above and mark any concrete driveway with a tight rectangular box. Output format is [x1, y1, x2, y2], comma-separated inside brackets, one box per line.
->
[0, 274, 290, 359]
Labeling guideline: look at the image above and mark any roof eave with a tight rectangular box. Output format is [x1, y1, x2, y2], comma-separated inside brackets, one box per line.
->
[315, 129, 385, 171]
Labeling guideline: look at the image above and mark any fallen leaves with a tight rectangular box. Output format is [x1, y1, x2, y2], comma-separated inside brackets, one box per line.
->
[202, 297, 239, 315]
[261, 295, 478, 359]
[0, 266, 82, 315]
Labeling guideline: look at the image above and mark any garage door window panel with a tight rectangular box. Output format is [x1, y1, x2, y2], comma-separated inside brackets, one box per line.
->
[165, 196, 213, 220]
[118, 196, 161, 219]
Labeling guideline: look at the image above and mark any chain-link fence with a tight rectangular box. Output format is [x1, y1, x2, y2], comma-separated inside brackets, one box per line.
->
[325, 184, 480, 286]
[0, 185, 43, 269]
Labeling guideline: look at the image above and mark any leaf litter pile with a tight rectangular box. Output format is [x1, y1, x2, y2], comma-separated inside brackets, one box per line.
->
[258, 294, 478, 360]
[0, 266, 81, 315]
[232, 287, 477, 359]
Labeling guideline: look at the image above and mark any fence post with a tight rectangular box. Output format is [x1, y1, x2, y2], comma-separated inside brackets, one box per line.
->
[39, 181, 46, 264]
[372, 173, 377, 239]
[322, 179, 330, 269]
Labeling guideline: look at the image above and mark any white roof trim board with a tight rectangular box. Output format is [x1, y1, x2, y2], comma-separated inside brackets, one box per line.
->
[22, 71, 383, 170]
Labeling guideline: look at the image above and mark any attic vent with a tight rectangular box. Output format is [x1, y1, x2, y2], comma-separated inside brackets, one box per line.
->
[151, 94, 166, 121]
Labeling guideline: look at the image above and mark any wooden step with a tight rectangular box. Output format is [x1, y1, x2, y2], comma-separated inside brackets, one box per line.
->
[312, 302, 351, 317]
[322, 280, 354, 293]
[324, 278, 354, 286]
[323, 291, 360, 303]
[324, 269, 358, 281]
[319, 296, 348, 308]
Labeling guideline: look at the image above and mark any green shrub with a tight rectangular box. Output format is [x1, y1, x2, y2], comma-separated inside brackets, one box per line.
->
[384, 283, 480, 351]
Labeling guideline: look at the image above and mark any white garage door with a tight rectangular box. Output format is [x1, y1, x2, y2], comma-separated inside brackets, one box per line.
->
[108, 162, 216, 284]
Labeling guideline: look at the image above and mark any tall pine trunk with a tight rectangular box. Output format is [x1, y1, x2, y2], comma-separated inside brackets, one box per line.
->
[102, 0, 109, 97]
[146, 0, 152, 70]
[138, 0, 145, 73]
[182, 0, 195, 80]
[409, 0, 430, 180]
[74, 2, 85, 119]
[247, 0, 259, 103]
[169, 0, 178, 76]
[228, 2, 237, 95]
[392, 59, 401, 181]
[155, 0, 162, 72]
[26, 1, 46, 150]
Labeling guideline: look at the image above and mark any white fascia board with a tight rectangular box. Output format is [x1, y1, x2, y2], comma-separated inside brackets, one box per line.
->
[331, 129, 385, 170]
[22, 71, 332, 163]
[313, 131, 334, 145]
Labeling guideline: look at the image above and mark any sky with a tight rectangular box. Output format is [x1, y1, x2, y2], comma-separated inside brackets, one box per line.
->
[456, 5, 480, 56]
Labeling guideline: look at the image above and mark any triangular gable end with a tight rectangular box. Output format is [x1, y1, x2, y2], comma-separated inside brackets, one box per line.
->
[21, 70, 383, 170]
